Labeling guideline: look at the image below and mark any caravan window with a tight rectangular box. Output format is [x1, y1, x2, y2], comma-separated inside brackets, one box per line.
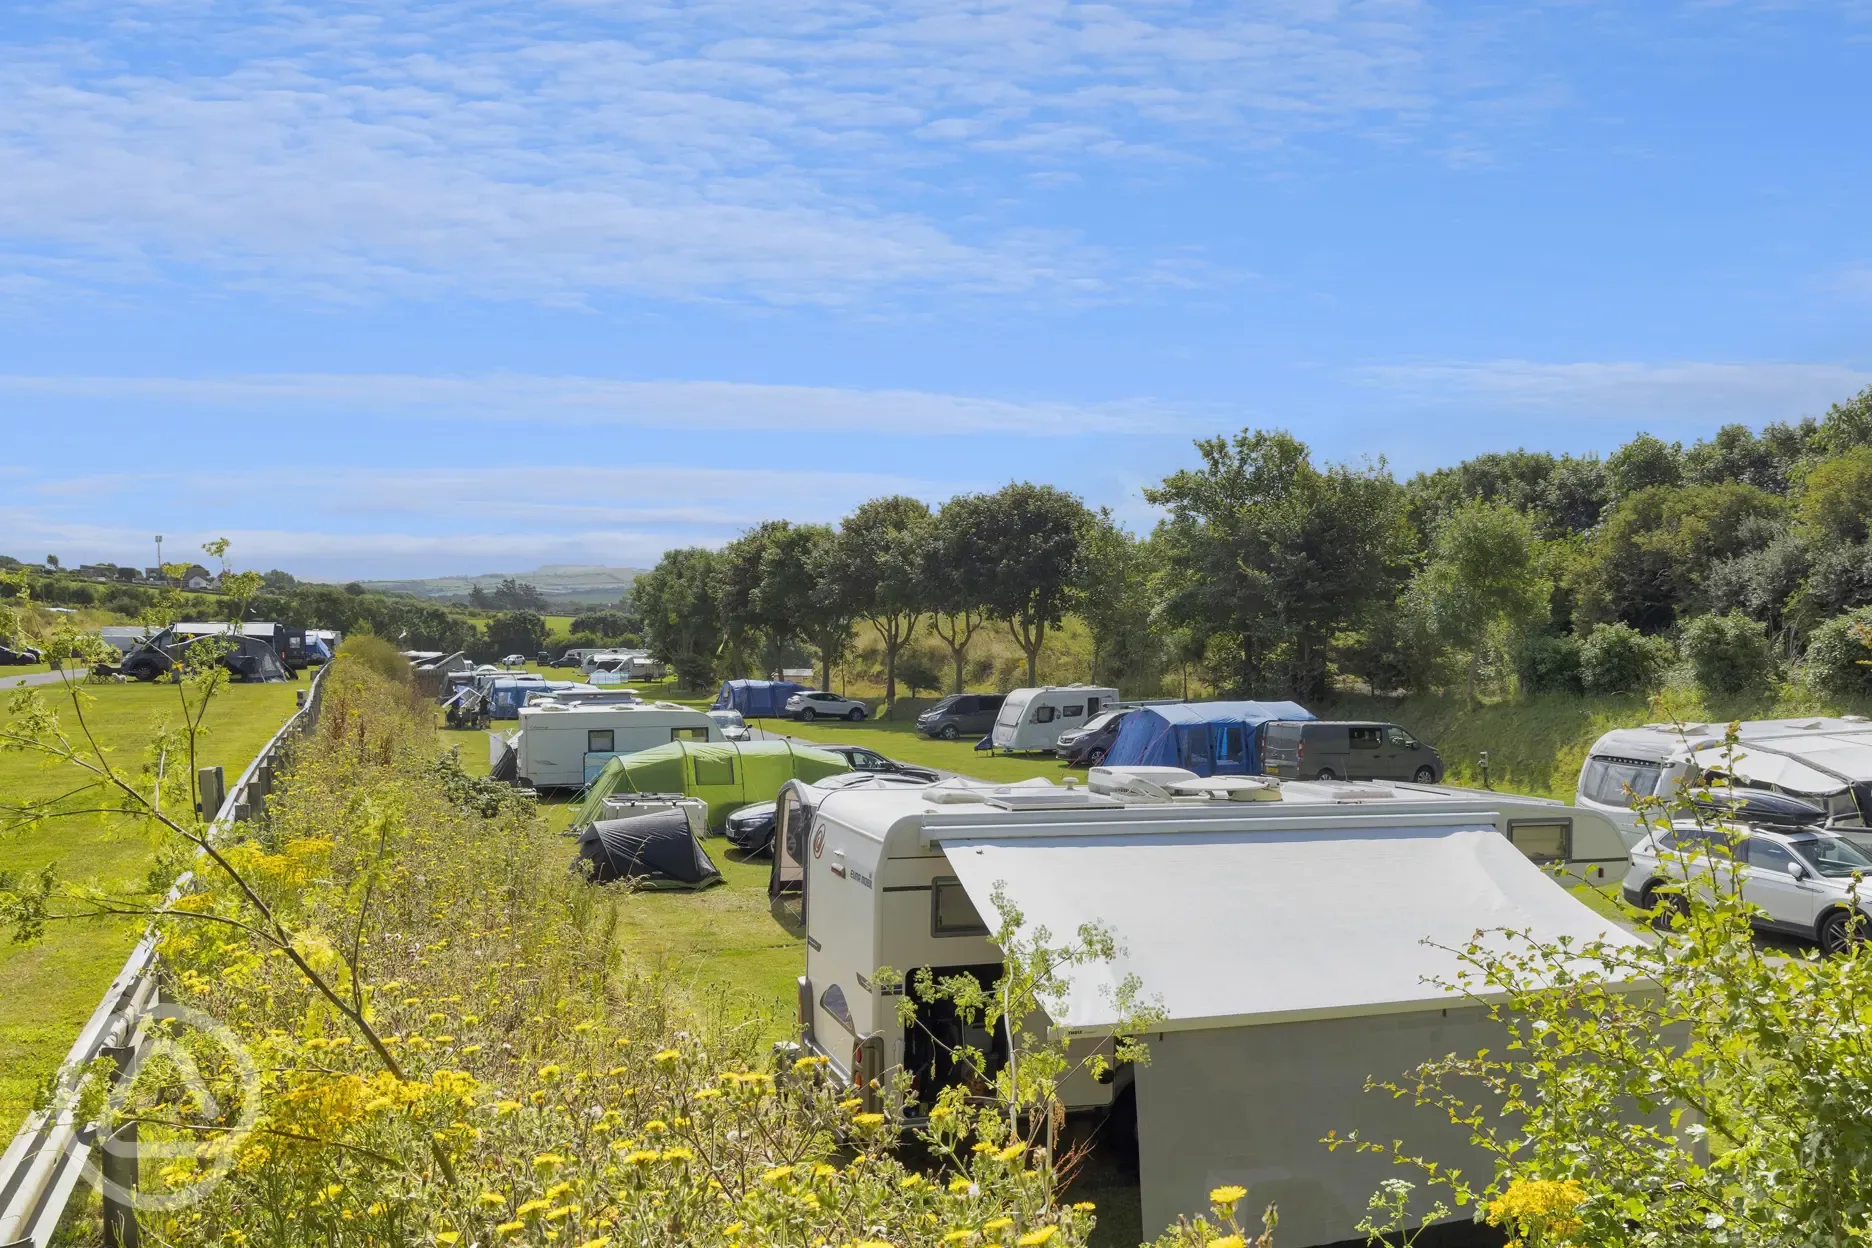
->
[932, 878, 989, 937]
[1581, 756, 1665, 808]
[587, 729, 615, 753]
[1508, 819, 1571, 865]
[1033, 706, 1057, 724]
[671, 726, 710, 742]
[1061, 704, 1084, 718]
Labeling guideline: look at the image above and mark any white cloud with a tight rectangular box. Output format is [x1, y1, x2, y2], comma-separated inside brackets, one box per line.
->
[0, 372, 1187, 435]
[1358, 359, 1872, 424]
[0, 0, 1503, 305]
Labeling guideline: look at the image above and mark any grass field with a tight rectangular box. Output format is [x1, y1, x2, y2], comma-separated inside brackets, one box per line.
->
[0, 676, 303, 1131]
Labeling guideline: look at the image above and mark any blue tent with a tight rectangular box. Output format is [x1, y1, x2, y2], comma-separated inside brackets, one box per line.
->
[711, 679, 808, 719]
[1100, 701, 1315, 776]
[488, 677, 549, 719]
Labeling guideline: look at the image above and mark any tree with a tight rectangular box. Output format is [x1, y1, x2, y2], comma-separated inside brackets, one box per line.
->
[925, 496, 996, 693]
[962, 484, 1088, 689]
[1796, 444, 1872, 545]
[1680, 611, 1775, 695]
[568, 609, 638, 641]
[1071, 508, 1160, 689]
[834, 497, 932, 709]
[754, 523, 852, 691]
[1816, 383, 1872, 456]
[468, 584, 489, 608]
[490, 578, 549, 612]
[1572, 483, 1785, 632]
[718, 522, 802, 678]
[1407, 500, 1549, 700]
[1605, 432, 1683, 497]
[484, 610, 547, 658]
[632, 547, 725, 688]
[45, 554, 58, 569]
[261, 569, 298, 591]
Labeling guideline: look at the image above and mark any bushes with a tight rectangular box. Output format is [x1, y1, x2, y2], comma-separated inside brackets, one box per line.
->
[1803, 607, 1872, 695]
[1680, 611, 1776, 694]
[1514, 632, 1583, 695]
[336, 633, 411, 683]
[1579, 622, 1672, 694]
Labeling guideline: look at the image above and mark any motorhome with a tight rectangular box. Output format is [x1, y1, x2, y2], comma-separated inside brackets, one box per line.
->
[989, 685, 1119, 752]
[794, 770, 1638, 1246]
[1577, 717, 1872, 846]
[515, 702, 722, 788]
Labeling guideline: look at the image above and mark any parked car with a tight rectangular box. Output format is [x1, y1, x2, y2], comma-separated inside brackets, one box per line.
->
[724, 799, 780, 853]
[0, 643, 42, 666]
[915, 693, 1007, 740]
[708, 709, 751, 742]
[815, 744, 940, 782]
[1262, 720, 1444, 783]
[1054, 707, 1133, 766]
[500, 653, 529, 668]
[1620, 792, 1872, 954]
[785, 690, 869, 722]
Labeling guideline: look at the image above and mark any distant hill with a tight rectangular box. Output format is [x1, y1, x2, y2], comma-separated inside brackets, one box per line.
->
[351, 564, 645, 607]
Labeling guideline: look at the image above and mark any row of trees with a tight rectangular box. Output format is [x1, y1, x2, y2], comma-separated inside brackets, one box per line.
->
[634, 385, 1872, 704]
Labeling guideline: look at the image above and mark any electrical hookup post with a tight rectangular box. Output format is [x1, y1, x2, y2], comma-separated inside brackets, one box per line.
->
[1479, 750, 1492, 789]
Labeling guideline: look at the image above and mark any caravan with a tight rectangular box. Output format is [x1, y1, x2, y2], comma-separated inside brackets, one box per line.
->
[794, 772, 1635, 1247]
[515, 702, 723, 789]
[989, 685, 1119, 753]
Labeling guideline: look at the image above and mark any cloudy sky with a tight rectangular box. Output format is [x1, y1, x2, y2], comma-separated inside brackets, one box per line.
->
[3, 0, 1869, 579]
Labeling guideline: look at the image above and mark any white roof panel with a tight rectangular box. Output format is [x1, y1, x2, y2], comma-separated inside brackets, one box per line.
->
[1692, 745, 1848, 794]
[940, 824, 1639, 1034]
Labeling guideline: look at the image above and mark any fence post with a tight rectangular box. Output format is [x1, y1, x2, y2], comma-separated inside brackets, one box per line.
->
[197, 766, 225, 820]
[99, 1038, 140, 1248]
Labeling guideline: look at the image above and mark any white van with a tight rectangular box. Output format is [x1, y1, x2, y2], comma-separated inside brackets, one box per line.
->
[794, 774, 1635, 1248]
[989, 685, 1119, 752]
[1577, 717, 1872, 846]
[515, 702, 723, 788]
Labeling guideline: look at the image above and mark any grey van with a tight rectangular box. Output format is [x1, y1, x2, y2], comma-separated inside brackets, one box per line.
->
[1262, 720, 1444, 784]
[915, 693, 1007, 740]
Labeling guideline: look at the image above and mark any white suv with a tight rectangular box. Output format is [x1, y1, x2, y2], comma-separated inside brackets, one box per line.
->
[784, 690, 868, 722]
[1621, 814, 1872, 955]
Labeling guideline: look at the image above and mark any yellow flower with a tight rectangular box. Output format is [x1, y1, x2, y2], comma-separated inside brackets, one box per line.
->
[577, 1239, 611, 1248]
[996, 1143, 1025, 1162]
[1210, 1185, 1248, 1207]
[839, 1098, 862, 1111]
[971, 1142, 996, 1154]
[478, 1192, 507, 1208]
[516, 1199, 551, 1218]
[534, 1153, 566, 1171]
[853, 1112, 886, 1128]
[1017, 1229, 1057, 1247]
[941, 1233, 973, 1245]
[496, 1100, 522, 1114]
[1207, 1238, 1244, 1248]
[538, 1064, 564, 1082]
[495, 1222, 524, 1237]
[436, 1235, 461, 1246]
[696, 1088, 724, 1101]
[652, 1049, 681, 1065]
[623, 1149, 660, 1166]
[764, 1165, 795, 1185]
[545, 1181, 574, 1201]
[983, 1217, 1013, 1232]
[643, 1119, 669, 1134]
[662, 1146, 695, 1162]
[1071, 1202, 1096, 1212]
[545, 1206, 574, 1223]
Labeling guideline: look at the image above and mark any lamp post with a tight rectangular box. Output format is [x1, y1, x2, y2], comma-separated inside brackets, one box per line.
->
[154, 535, 163, 578]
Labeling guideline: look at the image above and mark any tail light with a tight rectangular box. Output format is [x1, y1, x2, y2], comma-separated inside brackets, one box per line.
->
[1297, 742, 1305, 761]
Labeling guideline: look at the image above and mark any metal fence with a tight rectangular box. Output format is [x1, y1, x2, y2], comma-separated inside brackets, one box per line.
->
[0, 660, 334, 1248]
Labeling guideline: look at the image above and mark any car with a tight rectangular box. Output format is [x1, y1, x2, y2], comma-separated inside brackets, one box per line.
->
[500, 653, 529, 668]
[1262, 720, 1444, 784]
[707, 709, 751, 742]
[724, 799, 779, 853]
[1054, 707, 1133, 766]
[915, 692, 1007, 740]
[785, 690, 869, 722]
[815, 744, 941, 782]
[0, 643, 43, 666]
[1619, 791, 1872, 955]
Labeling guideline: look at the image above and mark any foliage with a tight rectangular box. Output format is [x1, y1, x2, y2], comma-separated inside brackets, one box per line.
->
[1513, 631, 1584, 695]
[1680, 611, 1776, 694]
[1604, 431, 1683, 496]
[567, 609, 640, 643]
[1573, 483, 1784, 632]
[338, 634, 413, 684]
[632, 548, 725, 689]
[1071, 508, 1163, 691]
[1801, 607, 1872, 695]
[962, 483, 1088, 689]
[1147, 1185, 1276, 1248]
[1795, 444, 1872, 545]
[469, 578, 550, 611]
[894, 645, 945, 698]
[835, 497, 933, 708]
[1406, 448, 1609, 540]
[482, 610, 548, 660]
[925, 495, 999, 696]
[1344, 738, 1872, 1247]
[1578, 622, 1672, 694]
[1408, 499, 1549, 699]
[751, 522, 851, 690]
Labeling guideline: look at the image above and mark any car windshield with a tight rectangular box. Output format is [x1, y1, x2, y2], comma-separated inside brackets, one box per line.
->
[1786, 835, 1872, 878]
[1082, 711, 1119, 732]
[927, 696, 957, 712]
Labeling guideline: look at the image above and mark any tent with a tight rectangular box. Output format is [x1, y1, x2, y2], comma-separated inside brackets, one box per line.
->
[1100, 700, 1314, 776]
[573, 739, 852, 829]
[711, 679, 808, 718]
[574, 808, 722, 889]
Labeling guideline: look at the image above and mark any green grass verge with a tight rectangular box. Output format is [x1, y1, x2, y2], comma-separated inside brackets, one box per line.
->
[0, 677, 304, 1131]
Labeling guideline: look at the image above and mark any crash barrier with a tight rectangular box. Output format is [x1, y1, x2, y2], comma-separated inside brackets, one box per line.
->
[0, 660, 333, 1248]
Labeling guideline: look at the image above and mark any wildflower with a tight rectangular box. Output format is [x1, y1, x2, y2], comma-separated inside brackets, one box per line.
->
[652, 1049, 681, 1065]
[545, 1206, 574, 1223]
[1485, 1178, 1586, 1239]
[929, 1105, 954, 1120]
[971, 1142, 996, 1154]
[1207, 1238, 1244, 1248]
[461, 1044, 483, 1055]
[853, 1112, 885, 1128]
[662, 1146, 695, 1162]
[983, 1217, 1014, 1233]
[839, 1098, 863, 1111]
[578, 1239, 612, 1248]
[947, 1177, 972, 1193]
[545, 1181, 574, 1200]
[428, 1013, 447, 1025]
[479, 1192, 507, 1208]
[764, 1165, 795, 1185]
[793, 1054, 827, 1073]
[623, 1150, 660, 1166]
[516, 1199, 551, 1218]
[436, 1235, 461, 1246]
[1017, 1230, 1058, 1247]
[496, 1100, 522, 1114]
[606, 1066, 629, 1077]
[643, 1119, 668, 1134]
[900, 1174, 924, 1189]
[942, 1233, 973, 1245]
[1210, 1185, 1248, 1207]
[1071, 1202, 1096, 1212]
[696, 1088, 724, 1101]
[538, 1064, 564, 1082]
[533, 1153, 566, 1172]
[495, 1221, 524, 1237]
[996, 1143, 1024, 1162]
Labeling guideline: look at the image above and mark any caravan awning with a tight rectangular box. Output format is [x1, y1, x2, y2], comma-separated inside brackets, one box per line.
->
[936, 824, 1638, 1034]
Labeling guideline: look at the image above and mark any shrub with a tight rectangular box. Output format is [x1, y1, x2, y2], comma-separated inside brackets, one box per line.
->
[1514, 631, 1584, 695]
[337, 632, 411, 683]
[1680, 611, 1776, 694]
[1803, 607, 1872, 695]
[1578, 622, 1671, 694]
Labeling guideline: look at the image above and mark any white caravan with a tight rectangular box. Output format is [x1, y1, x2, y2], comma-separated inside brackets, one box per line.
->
[515, 702, 722, 788]
[1577, 717, 1872, 845]
[989, 685, 1119, 752]
[793, 773, 1639, 1247]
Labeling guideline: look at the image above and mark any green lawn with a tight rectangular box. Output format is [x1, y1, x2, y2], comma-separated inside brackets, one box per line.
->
[0, 676, 303, 1132]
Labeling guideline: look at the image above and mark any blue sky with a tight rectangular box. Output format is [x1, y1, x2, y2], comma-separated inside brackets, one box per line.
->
[2, 0, 1870, 580]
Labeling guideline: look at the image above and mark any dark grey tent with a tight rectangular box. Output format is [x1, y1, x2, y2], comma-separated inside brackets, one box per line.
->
[575, 808, 723, 890]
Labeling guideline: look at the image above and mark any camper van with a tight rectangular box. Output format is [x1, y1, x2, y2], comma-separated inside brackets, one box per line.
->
[1577, 717, 1872, 847]
[989, 685, 1119, 753]
[795, 770, 1636, 1246]
[515, 702, 723, 788]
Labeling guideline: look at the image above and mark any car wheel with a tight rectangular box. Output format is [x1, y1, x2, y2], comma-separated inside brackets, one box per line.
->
[1640, 883, 1688, 931]
[800, 708, 816, 722]
[1086, 747, 1107, 767]
[846, 708, 865, 721]
[1413, 766, 1437, 784]
[1315, 768, 1337, 781]
[939, 724, 959, 740]
[1820, 909, 1864, 956]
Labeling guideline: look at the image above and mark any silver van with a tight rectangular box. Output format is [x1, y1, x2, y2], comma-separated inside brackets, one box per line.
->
[1262, 720, 1444, 783]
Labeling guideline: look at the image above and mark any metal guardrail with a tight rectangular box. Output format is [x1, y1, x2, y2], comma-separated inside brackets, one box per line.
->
[0, 660, 333, 1248]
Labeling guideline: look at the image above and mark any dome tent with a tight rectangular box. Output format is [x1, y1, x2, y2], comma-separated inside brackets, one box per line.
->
[572, 739, 852, 830]
[575, 808, 722, 889]
[1101, 700, 1315, 777]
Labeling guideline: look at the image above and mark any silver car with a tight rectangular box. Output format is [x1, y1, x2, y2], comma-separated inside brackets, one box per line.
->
[1621, 817, 1872, 954]
[784, 690, 869, 722]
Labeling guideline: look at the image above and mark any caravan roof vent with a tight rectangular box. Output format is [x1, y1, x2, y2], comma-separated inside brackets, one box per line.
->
[1166, 776, 1283, 802]
[980, 788, 1126, 812]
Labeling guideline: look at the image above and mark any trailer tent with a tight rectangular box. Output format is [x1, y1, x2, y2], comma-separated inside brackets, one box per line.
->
[573, 739, 852, 829]
[1101, 700, 1314, 776]
[711, 679, 808, 718]
[574, 808, 722, 889]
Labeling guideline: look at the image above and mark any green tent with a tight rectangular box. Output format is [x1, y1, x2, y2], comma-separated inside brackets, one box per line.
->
[572, 739, 852, 830]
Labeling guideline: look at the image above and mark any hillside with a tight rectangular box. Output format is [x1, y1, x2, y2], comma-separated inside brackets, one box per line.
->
[346, 563, 645, 605]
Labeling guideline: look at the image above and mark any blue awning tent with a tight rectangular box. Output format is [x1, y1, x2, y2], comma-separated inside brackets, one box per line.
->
[1101, 701, 1315, 776]
[711, 679, 808, 718]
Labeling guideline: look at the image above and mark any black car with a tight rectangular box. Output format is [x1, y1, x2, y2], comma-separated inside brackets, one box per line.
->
[915, 693, 1006, 740]
[818, 744, 942, 782]
[0, 643, 43, 666]
[1054, 707, 1133, 766]
[724, 800, 779, 853]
